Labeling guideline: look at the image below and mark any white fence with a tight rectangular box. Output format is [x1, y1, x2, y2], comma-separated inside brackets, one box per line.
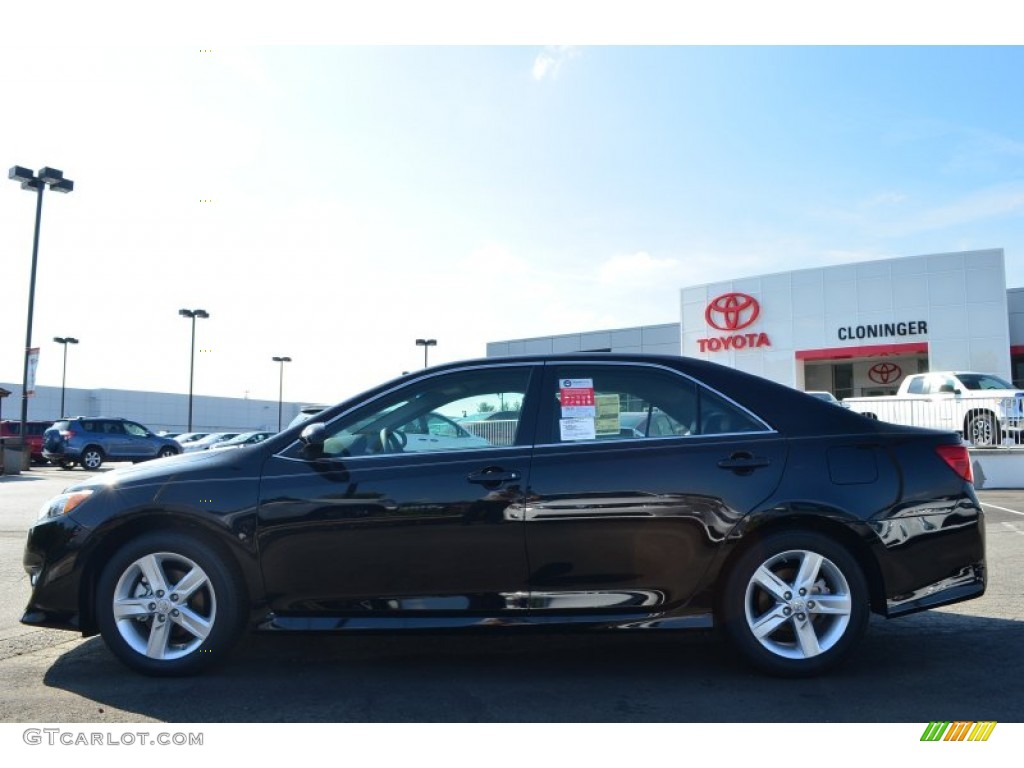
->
[462, 419, 518, 447]
[842, 395, 1024, 446]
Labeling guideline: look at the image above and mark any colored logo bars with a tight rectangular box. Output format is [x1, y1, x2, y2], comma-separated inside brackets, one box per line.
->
[920, 721, 997, 741]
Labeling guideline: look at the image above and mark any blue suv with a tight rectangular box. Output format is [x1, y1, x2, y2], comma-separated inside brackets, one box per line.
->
[43, 417, 181, 470]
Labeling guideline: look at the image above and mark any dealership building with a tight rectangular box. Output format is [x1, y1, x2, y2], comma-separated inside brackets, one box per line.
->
[488, 248, 1024, 397]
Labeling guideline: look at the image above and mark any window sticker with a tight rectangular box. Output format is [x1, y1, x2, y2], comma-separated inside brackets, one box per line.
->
[560, 417, 597, 441]
[595, 394, 621, 435]
[560, 378, 595, 418]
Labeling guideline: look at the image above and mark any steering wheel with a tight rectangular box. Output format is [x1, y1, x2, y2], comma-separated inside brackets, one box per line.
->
[379, 427, 408, 453]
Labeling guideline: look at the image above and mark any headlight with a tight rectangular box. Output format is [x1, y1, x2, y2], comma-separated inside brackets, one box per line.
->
[38, 490, 94, 521]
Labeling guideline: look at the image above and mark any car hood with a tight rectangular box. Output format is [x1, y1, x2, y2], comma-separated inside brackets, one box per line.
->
[64, 446, 255, 493]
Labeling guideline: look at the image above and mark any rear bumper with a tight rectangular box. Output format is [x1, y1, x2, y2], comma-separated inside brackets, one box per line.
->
[42, 447, 77, 461]
[884, 563, 986, 617]
[868, 489, 986, 618]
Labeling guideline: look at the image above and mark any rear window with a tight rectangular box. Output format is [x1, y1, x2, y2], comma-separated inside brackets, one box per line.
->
[905, 377, 925, 394]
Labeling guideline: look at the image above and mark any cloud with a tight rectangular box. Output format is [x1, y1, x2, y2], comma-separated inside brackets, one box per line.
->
[944, 128, 1024, 174]
[872, 182, 1024, 237]
[861, 191, 908, 208]
[597, 250, 679, 286]
[532, 46, 580, 81]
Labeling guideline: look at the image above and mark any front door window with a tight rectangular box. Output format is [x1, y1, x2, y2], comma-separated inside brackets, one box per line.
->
[316, 367, 534, 457]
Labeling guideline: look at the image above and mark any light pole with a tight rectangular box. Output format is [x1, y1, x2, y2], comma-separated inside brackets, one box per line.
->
[53, 337, 79, 417]
[8, 166, 74, 456]
[179, 309, 209, 431]
[272, 356, 291, 431]
[415, 338, 437, 368]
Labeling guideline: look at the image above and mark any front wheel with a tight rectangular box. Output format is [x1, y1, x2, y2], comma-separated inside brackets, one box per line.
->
[95, 532, 246, 676]
[157, 446, 178, 459]
[721, 531, 869, 677]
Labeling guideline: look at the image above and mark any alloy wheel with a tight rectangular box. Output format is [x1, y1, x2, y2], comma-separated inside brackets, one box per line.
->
[742, 548, 853, 660]
[110, 551, 217, 661]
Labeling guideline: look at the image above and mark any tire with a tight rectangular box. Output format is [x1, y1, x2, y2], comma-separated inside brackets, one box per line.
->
[967, 412, 1000, 448]
[95, 532, 246, 676]
[157, 447, 178, 459]
[721, 530, 869, 677]
[80, 447, 105, 470]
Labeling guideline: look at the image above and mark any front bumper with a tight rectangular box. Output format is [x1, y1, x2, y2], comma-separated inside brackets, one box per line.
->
[21, 514, 93, 634]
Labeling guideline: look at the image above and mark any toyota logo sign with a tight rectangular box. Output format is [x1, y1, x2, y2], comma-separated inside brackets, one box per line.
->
[868, 362, 902, 385]
[705, 293, 760, 331]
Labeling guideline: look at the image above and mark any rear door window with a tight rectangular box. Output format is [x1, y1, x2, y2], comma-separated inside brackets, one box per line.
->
[542, 363, 768, 444]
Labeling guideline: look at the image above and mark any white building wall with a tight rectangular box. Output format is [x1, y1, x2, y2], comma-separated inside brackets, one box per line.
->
[0, 382, 310, 433]
[1007, 287, 1024, 346]
[486, 323, 681, 359]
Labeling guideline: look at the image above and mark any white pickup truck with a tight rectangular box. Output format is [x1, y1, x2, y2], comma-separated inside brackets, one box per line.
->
[842, 371, 1024, 447]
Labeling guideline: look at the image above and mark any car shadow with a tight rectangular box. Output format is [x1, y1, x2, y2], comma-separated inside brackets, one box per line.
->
[0, 473, 49, 483]
[41, 611, 1024, 722]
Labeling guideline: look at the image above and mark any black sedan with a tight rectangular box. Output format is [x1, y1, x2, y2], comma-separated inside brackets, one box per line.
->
[21, 354, 986, 677]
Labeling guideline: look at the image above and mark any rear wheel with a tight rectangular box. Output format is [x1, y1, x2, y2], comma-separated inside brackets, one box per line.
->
[80, 447, 104, 470]
[721, 530, 869, 677]
[95, 532, 245, 676]
[967, 412, 1000, 447]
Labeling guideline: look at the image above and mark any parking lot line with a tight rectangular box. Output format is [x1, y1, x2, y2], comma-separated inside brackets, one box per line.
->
[981, 502, 1024, 517]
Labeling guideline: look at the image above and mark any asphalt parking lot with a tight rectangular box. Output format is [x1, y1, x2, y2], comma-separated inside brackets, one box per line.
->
[1, 464, 1022, 723]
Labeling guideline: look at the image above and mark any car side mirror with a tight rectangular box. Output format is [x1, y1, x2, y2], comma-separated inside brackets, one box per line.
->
[299, 422, 327, 459]
[300, 422, 325, 447]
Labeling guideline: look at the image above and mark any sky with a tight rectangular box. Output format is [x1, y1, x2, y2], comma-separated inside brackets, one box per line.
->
[2, 5, 1023, 408]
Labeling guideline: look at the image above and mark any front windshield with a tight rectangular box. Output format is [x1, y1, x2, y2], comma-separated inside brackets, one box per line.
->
[956, 374, 1014, 391]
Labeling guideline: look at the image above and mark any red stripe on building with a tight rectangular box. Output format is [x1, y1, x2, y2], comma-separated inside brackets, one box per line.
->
[795, 342, 929, 361]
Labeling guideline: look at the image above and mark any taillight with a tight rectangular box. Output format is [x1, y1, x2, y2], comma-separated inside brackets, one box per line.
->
[936, 444, 973, 484]
[60, 430, 75, 440]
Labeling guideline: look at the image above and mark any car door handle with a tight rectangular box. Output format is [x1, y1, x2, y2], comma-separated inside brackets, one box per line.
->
[467, 468, 521, 486]
[717, 453, 770, 474]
